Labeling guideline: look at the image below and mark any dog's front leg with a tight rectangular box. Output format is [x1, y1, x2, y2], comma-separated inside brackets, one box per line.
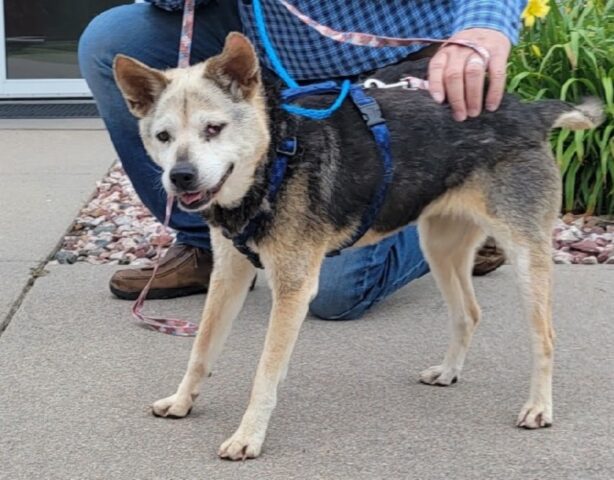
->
[218, 247, 324, 460]
[152, 229, 255, 418]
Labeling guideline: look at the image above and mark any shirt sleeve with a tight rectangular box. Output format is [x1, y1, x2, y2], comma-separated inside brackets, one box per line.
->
[453, 0, 528, 44]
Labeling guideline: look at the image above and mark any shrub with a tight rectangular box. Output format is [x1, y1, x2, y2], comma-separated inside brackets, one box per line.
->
[508, 0, 614, 215]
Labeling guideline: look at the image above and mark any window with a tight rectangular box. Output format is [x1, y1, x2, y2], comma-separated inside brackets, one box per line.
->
[1, 0, 128, 97]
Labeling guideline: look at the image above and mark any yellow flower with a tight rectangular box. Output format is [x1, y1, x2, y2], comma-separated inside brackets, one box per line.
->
[522, 0, 551, 28]
[531, 44, 542, 57]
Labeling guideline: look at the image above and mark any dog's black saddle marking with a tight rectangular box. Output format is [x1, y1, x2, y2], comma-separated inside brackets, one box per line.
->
[227, 81, 394, 269]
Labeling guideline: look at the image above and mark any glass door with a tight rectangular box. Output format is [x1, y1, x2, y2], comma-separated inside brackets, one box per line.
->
[0, 0, 128, 98]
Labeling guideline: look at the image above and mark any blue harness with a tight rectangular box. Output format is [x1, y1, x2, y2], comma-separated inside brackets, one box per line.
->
[231, 0, 394, 269]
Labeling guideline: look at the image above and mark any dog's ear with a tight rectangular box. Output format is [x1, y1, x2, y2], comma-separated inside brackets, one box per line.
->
[204, 32, 260, 99]
[113, 55, 168, 118]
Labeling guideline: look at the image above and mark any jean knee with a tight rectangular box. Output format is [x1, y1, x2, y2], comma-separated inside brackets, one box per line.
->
[78, 5, 136, 78]
[309, 287, 370, 321]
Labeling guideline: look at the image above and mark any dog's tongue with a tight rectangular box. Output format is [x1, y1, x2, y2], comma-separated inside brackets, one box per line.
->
[180, 192, 204, 205]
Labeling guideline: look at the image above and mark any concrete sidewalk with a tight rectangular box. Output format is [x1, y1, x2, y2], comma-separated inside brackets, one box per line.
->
[0, 264, 613, 480]
[0, 122, 114, 329]
[1, 123, 613, 479]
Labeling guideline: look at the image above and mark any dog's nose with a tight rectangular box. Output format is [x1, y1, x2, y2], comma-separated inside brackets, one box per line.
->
[169, 164, 198, 191]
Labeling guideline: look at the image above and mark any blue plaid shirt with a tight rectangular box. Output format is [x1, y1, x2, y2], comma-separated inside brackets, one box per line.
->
[147, 0, 526, 80]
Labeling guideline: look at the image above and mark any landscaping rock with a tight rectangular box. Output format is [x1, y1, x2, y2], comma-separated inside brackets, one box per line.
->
[55, 250, 78, 265]
[94, 239, 111, 248]
[556, 227, 582, 244]
[569, 239, 602, 254]
[553, 251, 573, 264]
[597, 248, 613, 263]
[57, 163, 174, 266]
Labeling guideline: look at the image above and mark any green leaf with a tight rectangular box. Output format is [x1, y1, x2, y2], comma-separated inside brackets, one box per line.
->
[510, 0, 614, 214]
[564, 160, 582, 212]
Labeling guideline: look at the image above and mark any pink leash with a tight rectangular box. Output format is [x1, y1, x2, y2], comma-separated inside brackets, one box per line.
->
[130, 0, 200, 337]
[131, 197, 200, 336]
[278, 0, 491, 67]
[177, 0, 196, 69]
[130, 0, 491, 336]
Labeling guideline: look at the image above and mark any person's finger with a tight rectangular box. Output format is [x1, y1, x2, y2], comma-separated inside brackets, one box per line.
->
[428, 50, 448, 104]
[485, 51, 507, 111]
[443, 47, 471, 121]
[465, 55, 486, 117]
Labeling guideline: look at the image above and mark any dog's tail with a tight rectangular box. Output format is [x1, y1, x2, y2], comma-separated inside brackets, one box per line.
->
[539, 97, 606, 131]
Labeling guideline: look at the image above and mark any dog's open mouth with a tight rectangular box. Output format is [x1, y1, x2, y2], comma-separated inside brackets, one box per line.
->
[177, 164, 234, 210]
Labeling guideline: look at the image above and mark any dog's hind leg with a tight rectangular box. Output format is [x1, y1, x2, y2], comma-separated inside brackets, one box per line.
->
[506, 237, 554, 429]
[218, 245, 325, 460]
[418, 215, 486, 386]
[152, 229, 256, 419]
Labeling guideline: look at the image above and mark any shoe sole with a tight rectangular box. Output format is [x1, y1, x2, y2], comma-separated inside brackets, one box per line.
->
[472, 255, 506, 276]
[110, 274, 256, 301]
[110, 284, 207, 301]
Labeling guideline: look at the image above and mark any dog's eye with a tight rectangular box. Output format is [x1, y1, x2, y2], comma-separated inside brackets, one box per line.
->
[205, 123, 225, 139]
[156, 131, 171, 143]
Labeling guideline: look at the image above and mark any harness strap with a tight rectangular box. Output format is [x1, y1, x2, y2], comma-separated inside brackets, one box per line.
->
[231, 137, 297, 269]
[231, 85, 393, 264]
[282, 80, 342, 101]
[327, 87, 393, 256]
[252, 0, 351, 120]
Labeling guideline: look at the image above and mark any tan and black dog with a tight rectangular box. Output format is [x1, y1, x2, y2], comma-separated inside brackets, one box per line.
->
[114, 33, 603, 460]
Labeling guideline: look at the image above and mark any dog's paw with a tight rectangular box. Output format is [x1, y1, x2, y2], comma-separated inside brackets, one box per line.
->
[516, 402, 552, 429]
[218, 431, 264, 461]
[151, 393, 193, 419]
[419, 365, 459, 386]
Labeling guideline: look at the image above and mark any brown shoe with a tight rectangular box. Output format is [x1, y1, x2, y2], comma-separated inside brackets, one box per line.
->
[473, 237, 506, 276]
[109, 244, 213, 300]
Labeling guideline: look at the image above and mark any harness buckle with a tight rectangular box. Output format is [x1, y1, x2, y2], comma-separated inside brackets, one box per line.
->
[356, 100, 385, 128]
[276, 137, 298, 156]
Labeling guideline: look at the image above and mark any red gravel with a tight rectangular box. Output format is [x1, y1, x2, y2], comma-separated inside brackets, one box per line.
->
[53, 163, 175, 266]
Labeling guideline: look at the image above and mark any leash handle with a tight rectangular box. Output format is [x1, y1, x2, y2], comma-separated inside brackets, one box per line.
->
[278, 0, 491, 65]
[131, 195, 199, 337]
[178, 0, 196, 68]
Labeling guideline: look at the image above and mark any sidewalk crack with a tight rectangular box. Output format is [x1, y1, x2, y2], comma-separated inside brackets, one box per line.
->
[0, 263, 50, 337]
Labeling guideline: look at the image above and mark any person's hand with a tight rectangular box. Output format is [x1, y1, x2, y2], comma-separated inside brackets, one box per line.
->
[428, 28, 511, 121]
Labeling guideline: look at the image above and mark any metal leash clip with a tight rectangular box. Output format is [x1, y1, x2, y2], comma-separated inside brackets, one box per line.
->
[363, 78, 411, 89]
[363, 76, 430, 91]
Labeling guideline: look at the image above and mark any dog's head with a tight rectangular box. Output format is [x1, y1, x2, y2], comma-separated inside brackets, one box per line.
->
[113, 33, 269, 211]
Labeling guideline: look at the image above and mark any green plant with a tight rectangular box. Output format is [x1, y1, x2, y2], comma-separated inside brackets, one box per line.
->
[508, 0, 614, 215]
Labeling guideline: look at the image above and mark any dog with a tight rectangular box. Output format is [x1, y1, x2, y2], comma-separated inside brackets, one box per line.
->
[113, 32, 604, 460]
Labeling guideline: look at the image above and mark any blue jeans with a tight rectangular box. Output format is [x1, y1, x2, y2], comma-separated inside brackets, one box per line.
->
[78, 2, 429, 321]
